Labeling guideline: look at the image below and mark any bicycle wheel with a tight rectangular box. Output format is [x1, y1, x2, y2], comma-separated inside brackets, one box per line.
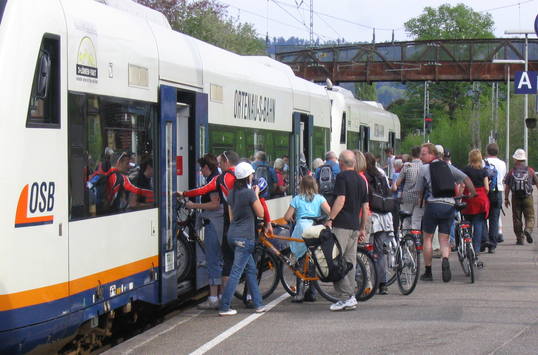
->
[176, 230, 194, 282]
[466, 244, 475, 284]
[234, 247, 280, 301]
[356, 248, 377, 302]
[279, 256, 315, 298]
[313, 256, 367, 303]
[384, 254, 398, 287]
[397, 236, 420, 295]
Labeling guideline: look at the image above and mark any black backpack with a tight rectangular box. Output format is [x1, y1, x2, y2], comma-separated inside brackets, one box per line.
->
[303, 227, 352, 282]
[429, 160, 456, 198]
[254, 165, 273, 197]
[369, 173, 396, 213]
[318, 164, 335, 195]
[510, 167, 533, 199]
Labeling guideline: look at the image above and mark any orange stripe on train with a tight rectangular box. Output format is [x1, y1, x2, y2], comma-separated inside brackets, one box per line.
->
[0, 255, 159, 311]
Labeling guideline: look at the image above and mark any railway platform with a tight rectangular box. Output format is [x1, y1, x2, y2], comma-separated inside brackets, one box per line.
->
[104, 209, 538, 355]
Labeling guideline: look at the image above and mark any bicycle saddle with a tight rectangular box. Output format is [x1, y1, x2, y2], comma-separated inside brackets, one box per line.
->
[455, 202, 467, 211]
[302, 216, 327, 225]
[399, 210, 412, 219]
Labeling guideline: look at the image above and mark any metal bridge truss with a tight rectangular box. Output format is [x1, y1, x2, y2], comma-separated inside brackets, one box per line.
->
[275, 38, 538, 82]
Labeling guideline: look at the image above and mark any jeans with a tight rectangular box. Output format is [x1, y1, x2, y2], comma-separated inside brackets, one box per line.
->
[219, 237, 263, 311]
[373, 231, 393, 284]
[465, 214, 485, 254]
[332, 228, 358, 299]
[205, 221, 223, 286]
[483, 192, 501, 249]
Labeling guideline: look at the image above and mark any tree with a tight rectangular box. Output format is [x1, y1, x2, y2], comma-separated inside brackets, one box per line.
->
[355, 82, 377, 101]
[136, 0, 265, 55]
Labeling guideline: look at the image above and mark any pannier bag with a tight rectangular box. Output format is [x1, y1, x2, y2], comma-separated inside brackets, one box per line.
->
[429, 160, 456, 198]
[369, 173, 396, 213]
[302, 225, 352, 282]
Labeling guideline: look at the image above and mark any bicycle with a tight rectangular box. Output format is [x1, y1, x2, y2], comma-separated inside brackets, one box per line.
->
[454, 196, 482, 283]
[356, 243, 378, 301]
[374, 210, 420, 295]
[234, 217, 368, 303]
[175, 197, 205, 282]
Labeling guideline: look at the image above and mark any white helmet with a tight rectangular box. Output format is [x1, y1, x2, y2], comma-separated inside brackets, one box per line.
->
[513, 148, 527, 161]
[235, 162, 255, 179]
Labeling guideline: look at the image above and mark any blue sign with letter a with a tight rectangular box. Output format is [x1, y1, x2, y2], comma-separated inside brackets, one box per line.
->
[514, 71, 538, 94]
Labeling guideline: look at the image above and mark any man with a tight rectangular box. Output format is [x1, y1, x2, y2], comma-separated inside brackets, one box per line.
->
[392, 146, 423, 231]
[416, 143, 476, 283]
[106, 151, 153, 212]
[503, 149, 538, 245]
[315, 151, 341, 181]
[325, 150, 369, 311]
[251, 151, 277, 198]
[179, 154, 224, 309]
[483, 143, 507, 252]
[384, 147, 395, 178]
[128, 157, 154, 209]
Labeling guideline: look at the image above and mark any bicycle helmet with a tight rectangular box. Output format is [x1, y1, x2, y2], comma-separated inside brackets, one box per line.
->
[253, 177, 268, 194]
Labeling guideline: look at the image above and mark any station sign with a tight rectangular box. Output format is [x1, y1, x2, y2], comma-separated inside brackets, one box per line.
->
[514, 71, 538, 94]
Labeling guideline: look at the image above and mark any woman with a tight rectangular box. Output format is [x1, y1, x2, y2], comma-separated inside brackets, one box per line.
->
[283, 175, 331, 302]
[219, 162, 266, 316]
[461, 149, 489, 258]
[273, 158, 288, 196]
[364, 152, 393, 295]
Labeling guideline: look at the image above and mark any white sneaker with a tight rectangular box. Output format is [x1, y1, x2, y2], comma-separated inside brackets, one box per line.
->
[329, 300, 347, 311]
[219, 309, 237, 316]
[344, 296, 357, 310]
[197, 299, 219, 310]
[255, 306, 267, 313]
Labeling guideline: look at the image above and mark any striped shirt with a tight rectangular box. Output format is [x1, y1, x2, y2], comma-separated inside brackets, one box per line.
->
[396, 159, 422, 206]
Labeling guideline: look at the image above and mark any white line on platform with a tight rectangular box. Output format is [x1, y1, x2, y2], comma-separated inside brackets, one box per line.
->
[189, 293, 290, 355]
[488, 322, 535, 355]
[115, 310, 204, 355]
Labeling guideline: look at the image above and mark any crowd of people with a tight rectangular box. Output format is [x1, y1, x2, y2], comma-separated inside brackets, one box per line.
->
[175, 142, 538, 315]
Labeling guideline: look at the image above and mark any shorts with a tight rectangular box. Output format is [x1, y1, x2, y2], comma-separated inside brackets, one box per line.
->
[423, 202, 455, 235]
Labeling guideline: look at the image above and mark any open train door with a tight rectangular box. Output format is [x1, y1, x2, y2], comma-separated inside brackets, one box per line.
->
[291, 112, 313, 194]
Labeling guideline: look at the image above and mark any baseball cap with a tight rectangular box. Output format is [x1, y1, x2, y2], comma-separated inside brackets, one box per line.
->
[235, 162, 255, 179]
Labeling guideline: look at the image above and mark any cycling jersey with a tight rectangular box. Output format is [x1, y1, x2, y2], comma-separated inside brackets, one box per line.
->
[106, 168, 154, 210]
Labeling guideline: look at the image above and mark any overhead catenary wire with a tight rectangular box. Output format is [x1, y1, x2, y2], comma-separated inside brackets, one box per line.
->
[480, 0, 536, 13]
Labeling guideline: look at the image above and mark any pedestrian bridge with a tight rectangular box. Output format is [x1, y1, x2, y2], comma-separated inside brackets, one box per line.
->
[275, 38, 538, 82]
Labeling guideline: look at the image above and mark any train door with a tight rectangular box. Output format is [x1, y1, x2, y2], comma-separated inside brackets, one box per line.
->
[291, 112, 313, 194]
[360, 125, 370, 152]
[388, 132, 396, 151]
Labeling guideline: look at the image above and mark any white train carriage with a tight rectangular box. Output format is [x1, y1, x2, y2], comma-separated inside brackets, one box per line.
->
[0, 0, 398, 353]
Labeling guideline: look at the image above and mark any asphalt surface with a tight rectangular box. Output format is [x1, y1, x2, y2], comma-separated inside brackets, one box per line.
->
[105, 208, 538, 355]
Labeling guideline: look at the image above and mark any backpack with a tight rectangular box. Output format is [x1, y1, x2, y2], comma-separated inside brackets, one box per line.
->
[429, 160, 456, 198]
[369, 173, 396, 213]
[484, 160, 498, 193]
[318, 164, 335, 195]
[86, 170, 110, 212]
[302, 225, 352, 282]
[510, 167, 533, 198]
[254, 164, 272, 197]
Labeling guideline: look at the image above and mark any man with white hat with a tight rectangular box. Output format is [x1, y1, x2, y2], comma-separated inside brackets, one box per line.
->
[503, 149, 538, 245]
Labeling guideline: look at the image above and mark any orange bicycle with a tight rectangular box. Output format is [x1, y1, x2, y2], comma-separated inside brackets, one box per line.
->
[234, 218, 368, 303]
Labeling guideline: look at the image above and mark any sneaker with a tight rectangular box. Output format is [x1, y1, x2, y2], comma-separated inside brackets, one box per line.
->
[488, 247, 496, 254]
[420, 272, 433, 281]
[525, 231, 534, 244]
[378, 283, 388, 295]
[344, 296, 358, 310]
[442, 257, 451, 283]
[198, 299, 219, 310]
[329, 300, 347, 311]
[516, 240, 524, 246]
[432, 249, 442, 259]
[255, 306, 267, 313]
[219, 309, 237, 316]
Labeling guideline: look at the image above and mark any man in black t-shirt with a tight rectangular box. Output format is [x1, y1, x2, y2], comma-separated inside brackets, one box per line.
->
[326, 150, 369, 311]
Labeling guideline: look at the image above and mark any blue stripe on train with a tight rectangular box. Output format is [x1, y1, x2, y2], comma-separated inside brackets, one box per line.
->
[0, 270, 160, 354]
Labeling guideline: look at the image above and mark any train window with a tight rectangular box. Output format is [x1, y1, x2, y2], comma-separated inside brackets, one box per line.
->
[68, 93, 156, 220]
[313, 126, 330, 161]
[208, 124, 291, 199]
[27, 34, 60, 128]
[339, 113, 346, 144]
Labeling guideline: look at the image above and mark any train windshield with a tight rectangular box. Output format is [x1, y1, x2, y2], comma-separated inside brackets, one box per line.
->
[0, 0, 6, 26]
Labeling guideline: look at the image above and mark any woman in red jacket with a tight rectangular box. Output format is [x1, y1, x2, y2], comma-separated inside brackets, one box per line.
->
[462, 149, 490, 259]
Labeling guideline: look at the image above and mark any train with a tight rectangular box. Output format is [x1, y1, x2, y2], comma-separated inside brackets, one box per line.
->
[0, 0, 400, 353]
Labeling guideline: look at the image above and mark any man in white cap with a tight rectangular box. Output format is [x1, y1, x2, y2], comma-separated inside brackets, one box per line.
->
[503, 149, 538, 245]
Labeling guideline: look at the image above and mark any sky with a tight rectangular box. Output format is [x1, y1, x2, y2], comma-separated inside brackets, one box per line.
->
[218, 0, 538, 43]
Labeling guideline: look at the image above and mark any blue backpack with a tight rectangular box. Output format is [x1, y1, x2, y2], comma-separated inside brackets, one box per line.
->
[484, 160, 498, 192]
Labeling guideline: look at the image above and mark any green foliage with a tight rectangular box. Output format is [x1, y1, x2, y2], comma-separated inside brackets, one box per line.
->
[136, 0, 265, 55]
[404, 3, 495, 40]
[355, 82, 377, 101]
